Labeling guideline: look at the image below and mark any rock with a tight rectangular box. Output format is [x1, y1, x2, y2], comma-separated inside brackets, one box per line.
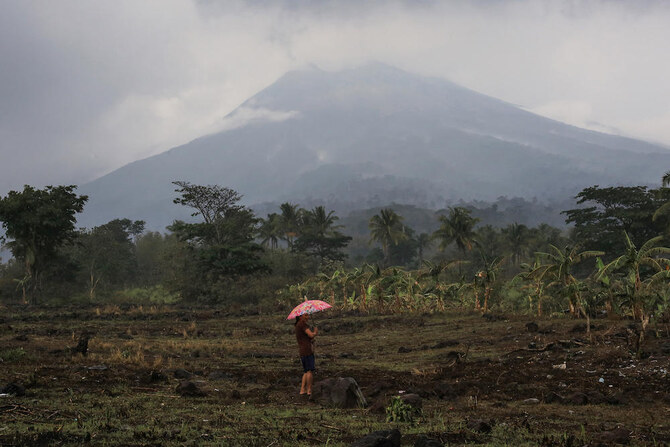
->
[586, 391, 606, 405]
[230, 389, 241, 399]
[399, 393, 422, 411]
[522, 398, 540, 405]
[397, 346, 412, 353]
[526, 322, 539, 333]
[466, 419, 492, 433]
[367, 381, 390, 397]
[13, 334, 29, 342]
[174, 368, 194, 379]
[313, 377, 367, 408]
[414, 435, 443, 447]
[176, 380, 207, 397]
[595, 427, 631, 444]
[1, 383, 26, 396]
[148, 371, 168, 383]
[350, 429, 401, 447]
[339, 352, 356, 359]
[543, 392, 564, 404]
[570, 322, 587, 333]
[565, 392, 588, 405]
[368, 398, 388, 414]
[433, 382, 455, 400]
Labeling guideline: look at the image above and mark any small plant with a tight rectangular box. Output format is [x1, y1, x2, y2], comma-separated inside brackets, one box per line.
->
[0, 347, 27, 362]
[385, 396, 419, 423]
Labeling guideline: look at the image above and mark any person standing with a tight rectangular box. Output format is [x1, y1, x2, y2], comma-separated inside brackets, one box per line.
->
[295, 313, 318, 396]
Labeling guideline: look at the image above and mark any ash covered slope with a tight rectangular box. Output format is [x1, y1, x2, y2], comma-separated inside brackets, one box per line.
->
[78, 63, 669, 228]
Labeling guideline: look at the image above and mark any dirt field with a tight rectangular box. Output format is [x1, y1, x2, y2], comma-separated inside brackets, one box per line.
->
[1, 305, 669, 446]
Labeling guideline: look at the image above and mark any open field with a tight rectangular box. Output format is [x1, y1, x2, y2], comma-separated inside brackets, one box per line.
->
[1, 305, 669, 446]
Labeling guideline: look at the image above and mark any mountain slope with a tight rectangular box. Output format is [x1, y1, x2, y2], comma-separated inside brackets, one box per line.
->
[78, 63, 670, 229]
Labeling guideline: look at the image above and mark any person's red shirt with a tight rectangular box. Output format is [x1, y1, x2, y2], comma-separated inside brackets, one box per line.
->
[295, 319, 314, 357]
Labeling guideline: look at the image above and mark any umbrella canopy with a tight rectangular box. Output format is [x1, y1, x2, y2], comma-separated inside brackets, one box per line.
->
[286, 299, 332, 320]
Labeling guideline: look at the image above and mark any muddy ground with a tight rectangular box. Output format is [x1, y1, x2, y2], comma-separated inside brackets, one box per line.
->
[0, 305, 669, 446]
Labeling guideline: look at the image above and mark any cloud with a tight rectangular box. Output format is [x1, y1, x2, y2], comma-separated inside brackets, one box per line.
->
[1, 0, 670, 195]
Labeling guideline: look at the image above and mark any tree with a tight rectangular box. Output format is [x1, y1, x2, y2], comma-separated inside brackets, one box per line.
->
[258, 213, 282, 250]
[169, 182, 268, 301]
[279, 202, 301, 249]
[433, 207, 479, 255]
[529, 245, 604, 317]
[73, 219, 144, 300]
[502, 223, 529, 267]
[598, 232, 670, 352]
[563, 185, 670, 256]
[415, 232, 432, 266]
[369, 209, 408, 267]
[0, 185, 87, 303]
[294, 206, 351, 265]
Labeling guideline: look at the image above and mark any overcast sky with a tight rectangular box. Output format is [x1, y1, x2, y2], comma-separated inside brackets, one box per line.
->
[1, 0, 669, 195]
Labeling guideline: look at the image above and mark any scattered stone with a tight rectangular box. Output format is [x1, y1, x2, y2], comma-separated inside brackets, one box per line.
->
[1, 383, 25, 396]
[528, 342, 537, 349]
[339, 352, 356, 359]
[397, 346, 412, 353]
[312, 377, 367, 408]
[176, 380, 206, 397]
[466, 419, 492, 433]
[230, 389, 241, 399]
[87, 365, 108, 371]
[414, 435, 443, 447]
[526, 322, 539, 333]
[595, 427, 631, 444]
[350, 429, 401, 447]
[522, 398, 540, 405]
[174, 368, 194, 379]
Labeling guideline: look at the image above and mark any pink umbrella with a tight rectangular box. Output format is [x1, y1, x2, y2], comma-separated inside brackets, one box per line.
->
[286, 299, 332, 320]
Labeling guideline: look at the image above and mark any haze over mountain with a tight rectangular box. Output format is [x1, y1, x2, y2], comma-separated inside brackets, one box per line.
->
[78, 63, 670, 229]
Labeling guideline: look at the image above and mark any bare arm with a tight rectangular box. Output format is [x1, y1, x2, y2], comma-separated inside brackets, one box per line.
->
[305, 327, 318, 338]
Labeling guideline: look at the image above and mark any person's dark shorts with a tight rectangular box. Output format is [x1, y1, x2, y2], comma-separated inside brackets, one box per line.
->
[300, 354, 315, 372]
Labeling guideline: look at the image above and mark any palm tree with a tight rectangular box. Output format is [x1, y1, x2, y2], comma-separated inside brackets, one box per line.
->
[433, 207, 479, 255]
[369, 209, 408, 267]
[257, 213, 282, 250]
[279, 202, 301, 249]
[598, 232, 670, 352]
[502, 223, 529, 267]
[416, 232, 432, 266]
[529, 245, 604, 317]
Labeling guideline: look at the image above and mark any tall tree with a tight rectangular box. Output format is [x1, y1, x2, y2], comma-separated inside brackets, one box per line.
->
[294, 206, 351, 264]
[258, 213, 282, 250]
[279, 202, 301, 249]
[502, 223, 529, 266]
[368, 209, 408, 267]
[169, 182, 268, 301]
[73, 219, 144, 299]
[0, 185, 87, 303]
[433, 207, 479, 255]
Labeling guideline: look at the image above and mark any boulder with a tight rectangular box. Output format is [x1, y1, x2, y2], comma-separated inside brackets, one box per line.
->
[526, 322, 539, 333]
[543, 392, 564, 404]
[313, 377, 367, 408]
[174, 368, 194, 379]
[1, 382, 26, 396]
[176, 380, 207, 397]
[350, 429, 401, 447]
[595, 427, 631, 444]
[399, 393, 422, 411]
[466, 419, 492, 433]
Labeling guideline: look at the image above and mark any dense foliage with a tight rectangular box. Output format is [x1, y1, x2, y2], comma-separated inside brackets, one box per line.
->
[2, 179, 670, 353]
